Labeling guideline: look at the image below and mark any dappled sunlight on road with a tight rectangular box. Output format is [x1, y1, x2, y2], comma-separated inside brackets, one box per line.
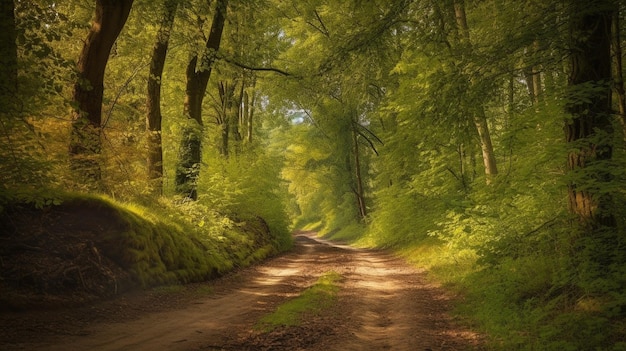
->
[295, 232, 483, 351]
[4, 231, 483, 351]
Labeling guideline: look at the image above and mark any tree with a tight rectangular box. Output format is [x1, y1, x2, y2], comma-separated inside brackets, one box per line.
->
[0, 0, 17, 105]
[69, 0, 134, 188]
[213, 79, 237, 157]
[175, 0, 228, 199]
[351, 116, 369, 220]
[564, 0, 615, 229]
[146, 0, 179, 194]
[611, 5, 626, 131]
[453, 0, 498, 183]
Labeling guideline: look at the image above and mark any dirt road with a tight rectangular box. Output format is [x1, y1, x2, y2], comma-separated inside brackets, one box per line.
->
[0, 231, 483, 350]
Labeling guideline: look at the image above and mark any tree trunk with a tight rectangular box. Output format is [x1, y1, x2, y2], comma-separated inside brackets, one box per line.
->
[146, 0, 178, 195]
[611, 8, 626, 134]
[230, 79, 244, 154]
[232, 81, 246, 144]
[565, 0, 614, 229]
[241, 77, 257, 144]
[242, 89, 250, 143]
[69, 0, 133, 188]
[352, 122, 367, 220]
[175, 0, 228, 198]
[0, 0, 17, 106]
[522, 68, 536, 104]
[453, 0, 498, 183]
[247, 90, 256, 144]
[216, 80, 236, 157]
[530, 40, 543, 105]
[474, 111, 498, 182]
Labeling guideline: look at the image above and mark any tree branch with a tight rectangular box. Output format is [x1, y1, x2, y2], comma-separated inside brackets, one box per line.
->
[217, 53, 293, 76]
[353, 122, 384, 145]
[356, 129, 380, 156]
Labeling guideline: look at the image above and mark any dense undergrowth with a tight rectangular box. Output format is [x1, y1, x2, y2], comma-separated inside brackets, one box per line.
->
[0, 191, 292, 310]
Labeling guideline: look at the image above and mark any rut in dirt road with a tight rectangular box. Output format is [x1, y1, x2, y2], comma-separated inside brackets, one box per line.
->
[0, 232, 483, 351]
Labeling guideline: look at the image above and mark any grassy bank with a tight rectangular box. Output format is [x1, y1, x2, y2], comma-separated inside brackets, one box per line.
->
[0, 192, 292, 310]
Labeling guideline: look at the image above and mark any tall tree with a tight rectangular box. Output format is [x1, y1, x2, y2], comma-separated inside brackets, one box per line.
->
[243, 83, 256, 144]
[564, 0, 615, 229]
[69, 0, 134, 188]
[175, 0, 228, 199]
[213, 79, 237, 157]
[611, 6, 626, 131]
[0, 0, 17, 105]
[146, 0, 179, 194]
[351, 118, 367, 220]
[453, 0, 498, 183]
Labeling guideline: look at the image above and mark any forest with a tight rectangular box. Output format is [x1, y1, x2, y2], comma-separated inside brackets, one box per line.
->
[1, 0, 626, 349]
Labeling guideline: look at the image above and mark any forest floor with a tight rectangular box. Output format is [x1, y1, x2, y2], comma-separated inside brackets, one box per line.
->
[0, 231, 484, 351]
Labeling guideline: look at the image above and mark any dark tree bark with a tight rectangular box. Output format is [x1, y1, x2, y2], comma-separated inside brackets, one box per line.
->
[175, 0, 228, 199]
[146, 0, 178, 195]
[0, 0, 17, 106]
[611, 7, 626, 133]
[564, 0, 615, 229]
[69, 0, 133, 188]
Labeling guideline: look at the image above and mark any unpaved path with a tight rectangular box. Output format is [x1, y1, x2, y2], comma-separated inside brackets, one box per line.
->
[0, 231, 483, 350]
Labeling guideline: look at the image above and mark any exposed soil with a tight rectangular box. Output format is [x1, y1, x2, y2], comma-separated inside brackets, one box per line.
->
[0, 231, 484, 351]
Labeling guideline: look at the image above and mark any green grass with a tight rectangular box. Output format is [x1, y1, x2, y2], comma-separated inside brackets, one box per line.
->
[255, 271, 342, 332]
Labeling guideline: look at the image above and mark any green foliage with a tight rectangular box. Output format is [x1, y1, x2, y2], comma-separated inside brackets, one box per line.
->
[194, 132, 293, 251]
[0, 186, 63, 213]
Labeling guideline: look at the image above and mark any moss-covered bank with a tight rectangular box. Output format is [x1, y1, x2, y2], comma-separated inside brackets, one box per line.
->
[0, 193, 292, 310]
